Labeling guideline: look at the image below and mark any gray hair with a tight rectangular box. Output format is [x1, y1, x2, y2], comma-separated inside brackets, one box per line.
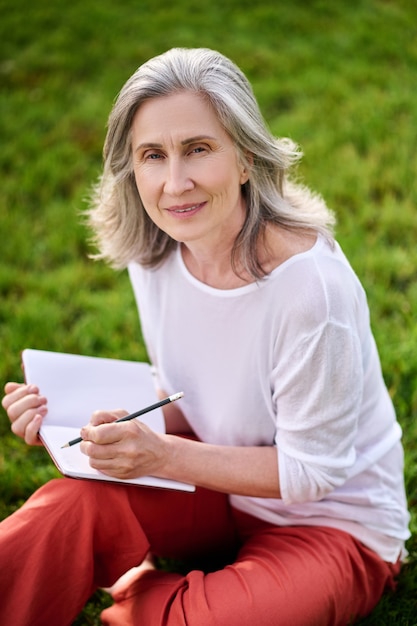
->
[87, 47, 335, 277]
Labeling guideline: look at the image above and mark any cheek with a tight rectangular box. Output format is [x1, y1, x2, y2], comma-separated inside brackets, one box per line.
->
[204, 167, 240, 198]
[133, 171, 156, 207]
[133, 170, 142, 195]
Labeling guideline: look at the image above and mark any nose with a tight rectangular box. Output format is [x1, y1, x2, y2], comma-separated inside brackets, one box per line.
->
[163, 158, 194, 196]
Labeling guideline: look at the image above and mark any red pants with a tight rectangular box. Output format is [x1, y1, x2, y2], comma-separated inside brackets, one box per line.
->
[0, 477, 399, 626]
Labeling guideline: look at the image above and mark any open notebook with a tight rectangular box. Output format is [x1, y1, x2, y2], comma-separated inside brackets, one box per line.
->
[22, 349, 194, 492]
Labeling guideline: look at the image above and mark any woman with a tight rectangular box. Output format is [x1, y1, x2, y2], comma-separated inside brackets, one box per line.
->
[0, 48, 410, 626]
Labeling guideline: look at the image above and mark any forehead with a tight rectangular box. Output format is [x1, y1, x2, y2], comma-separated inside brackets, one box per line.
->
[131, 91, 228, 144]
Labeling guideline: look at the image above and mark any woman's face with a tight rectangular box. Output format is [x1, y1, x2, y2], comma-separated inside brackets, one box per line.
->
[131, 91, 249, 250]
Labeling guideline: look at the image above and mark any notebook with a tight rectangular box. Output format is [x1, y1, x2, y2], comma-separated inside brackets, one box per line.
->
[22, 349, 194, 492]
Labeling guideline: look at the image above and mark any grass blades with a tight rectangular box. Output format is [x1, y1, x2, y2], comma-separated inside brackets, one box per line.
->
[1, 0, 416, 622]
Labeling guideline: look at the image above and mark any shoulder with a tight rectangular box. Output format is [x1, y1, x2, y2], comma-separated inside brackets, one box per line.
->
[266, 228, 361, 294]
[128, 247, 179, 280]
[127, 248, 181, 301]
[264, 232, 368, 334]
[260, 225, 318, 274]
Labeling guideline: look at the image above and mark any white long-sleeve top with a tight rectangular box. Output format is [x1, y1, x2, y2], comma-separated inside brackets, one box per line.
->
[128, 235, 410, 562]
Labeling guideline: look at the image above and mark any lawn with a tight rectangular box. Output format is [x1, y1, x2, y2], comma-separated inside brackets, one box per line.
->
[1, 0, 416, 623]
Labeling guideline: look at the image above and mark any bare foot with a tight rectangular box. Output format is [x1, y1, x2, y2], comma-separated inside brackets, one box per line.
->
[103, 553, 156, 598]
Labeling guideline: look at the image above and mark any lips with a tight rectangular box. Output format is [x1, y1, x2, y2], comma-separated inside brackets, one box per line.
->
[165, 202, 206, 216]
[174, 205, 199, 213]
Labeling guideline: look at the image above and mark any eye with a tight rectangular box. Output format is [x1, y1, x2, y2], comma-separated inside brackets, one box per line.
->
[144, 152, 163, 160]
[189, 145, 208, 155]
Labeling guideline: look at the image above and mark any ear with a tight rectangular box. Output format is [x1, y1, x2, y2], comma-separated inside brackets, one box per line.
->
[240, 151, 253, 184]
[240, 168, 250, 185]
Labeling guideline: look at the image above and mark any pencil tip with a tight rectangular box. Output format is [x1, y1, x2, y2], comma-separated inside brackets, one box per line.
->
[61, 443, 69, 449]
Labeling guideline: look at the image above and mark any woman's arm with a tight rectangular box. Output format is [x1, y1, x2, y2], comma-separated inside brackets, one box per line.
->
[80, 415, 280, 498]
[161, 434, 280, 497]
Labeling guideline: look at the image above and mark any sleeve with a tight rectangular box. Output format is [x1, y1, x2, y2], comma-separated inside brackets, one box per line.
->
[273, 320, 363, 505]
[127, 262, 158, 367]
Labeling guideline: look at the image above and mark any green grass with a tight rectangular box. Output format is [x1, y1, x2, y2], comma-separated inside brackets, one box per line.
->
[1, 0, 416, 623]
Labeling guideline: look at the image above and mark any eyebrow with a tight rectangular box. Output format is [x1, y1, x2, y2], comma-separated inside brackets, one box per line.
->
[135, 135, 217, 152]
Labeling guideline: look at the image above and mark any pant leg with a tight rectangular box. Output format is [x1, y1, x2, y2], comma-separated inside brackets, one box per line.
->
[102, 510, 400, 626]
[125, 481, 238, 566]
[0, 478, 237, 626]
[0, 478, 151, 626]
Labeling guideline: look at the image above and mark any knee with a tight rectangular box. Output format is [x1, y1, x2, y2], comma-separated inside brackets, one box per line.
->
[28, 477, 120, 519]
[35, 477, 96, 504]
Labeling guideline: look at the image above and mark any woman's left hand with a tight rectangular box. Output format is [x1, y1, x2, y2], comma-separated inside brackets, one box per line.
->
[79, 410, 167, 479]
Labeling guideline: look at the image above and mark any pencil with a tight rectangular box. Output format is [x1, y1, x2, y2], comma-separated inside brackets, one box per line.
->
[60, 391, 184, 448]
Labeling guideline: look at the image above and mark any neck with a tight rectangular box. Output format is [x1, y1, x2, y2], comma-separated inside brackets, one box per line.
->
[181, 241, 251, 289]
[180, 198, 252, 288]
[181, 225, 319, 288]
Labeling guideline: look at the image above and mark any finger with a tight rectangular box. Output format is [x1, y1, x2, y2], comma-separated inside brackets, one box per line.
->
[2, 383, 41, 413]
[6, 392, 47, 423]
[23, 414, 44, 446]
[89, 409, 128, 427]
[80, 438, 117, 460]
[10, 405, 48, 439]
[89, 460, 133, 479]
[2, 383, 29, 410]
[4, 381, 24, 395]
[85, 445, 137, 478]
[81, 421, 126, 445]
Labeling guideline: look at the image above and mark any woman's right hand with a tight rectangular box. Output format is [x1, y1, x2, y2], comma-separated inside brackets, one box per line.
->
[1, 382, 48, 445]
